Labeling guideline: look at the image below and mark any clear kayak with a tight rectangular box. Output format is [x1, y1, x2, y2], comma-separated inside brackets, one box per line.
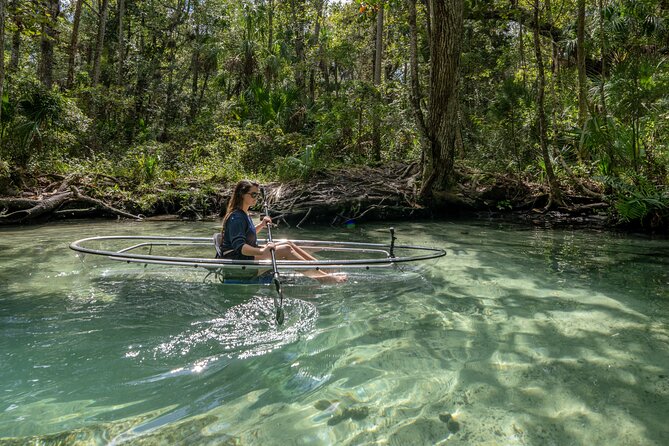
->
[69, 233, 446, 275]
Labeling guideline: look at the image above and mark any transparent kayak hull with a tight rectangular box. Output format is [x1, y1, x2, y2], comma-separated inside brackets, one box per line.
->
[69, 235, 446, 273]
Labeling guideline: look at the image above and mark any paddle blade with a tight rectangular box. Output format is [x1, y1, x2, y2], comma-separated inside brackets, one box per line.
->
[273, 276, 284, 325]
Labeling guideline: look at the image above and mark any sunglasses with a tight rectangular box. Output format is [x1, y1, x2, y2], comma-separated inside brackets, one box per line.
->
[247, 192, 260, 199]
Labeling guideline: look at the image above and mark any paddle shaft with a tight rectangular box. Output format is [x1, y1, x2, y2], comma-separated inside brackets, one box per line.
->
[262, 194, 284, 324]
[265, 214, 279, 272]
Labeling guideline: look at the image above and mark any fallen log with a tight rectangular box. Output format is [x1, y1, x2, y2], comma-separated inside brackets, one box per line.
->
[0, 197, 42, 211]
[1, 192, 74, 223]
[0, 188, 143, 225]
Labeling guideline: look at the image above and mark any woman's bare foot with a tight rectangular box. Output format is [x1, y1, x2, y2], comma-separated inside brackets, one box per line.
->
[316, 273, 347, 284]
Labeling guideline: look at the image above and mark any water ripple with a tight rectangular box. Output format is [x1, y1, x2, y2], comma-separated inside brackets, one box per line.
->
[150, 295, 318, 371]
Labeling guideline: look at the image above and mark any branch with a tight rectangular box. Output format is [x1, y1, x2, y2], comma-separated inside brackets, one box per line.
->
[70, 186, 143, 220]
[467, 4, 562, 42]
[296, 207, 312, 229]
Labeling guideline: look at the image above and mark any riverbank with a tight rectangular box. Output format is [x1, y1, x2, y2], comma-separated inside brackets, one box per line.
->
[0, 163, 664, 234]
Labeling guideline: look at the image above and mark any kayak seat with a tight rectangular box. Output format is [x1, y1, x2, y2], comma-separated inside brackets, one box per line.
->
[213, 233, 223, 258]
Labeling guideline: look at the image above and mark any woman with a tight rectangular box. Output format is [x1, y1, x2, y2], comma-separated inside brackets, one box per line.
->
[219, 180, 346, 283]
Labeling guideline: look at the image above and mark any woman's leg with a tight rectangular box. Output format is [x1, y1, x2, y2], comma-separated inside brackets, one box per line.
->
[256, 244, 345, 283]
[276, 241, 318, 261]
[274, 240, 344, 275]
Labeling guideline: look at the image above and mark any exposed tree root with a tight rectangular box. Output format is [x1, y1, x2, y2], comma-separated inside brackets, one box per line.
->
[262, 163, 428, 225]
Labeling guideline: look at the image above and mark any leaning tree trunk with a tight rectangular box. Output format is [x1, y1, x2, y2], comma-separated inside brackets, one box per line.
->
[532, 0, 563, 208]
[419, 0, 463, 201]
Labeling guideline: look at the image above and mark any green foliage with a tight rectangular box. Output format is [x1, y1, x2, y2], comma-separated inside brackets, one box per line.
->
[1, 92, 12, 126]
[0, 158, 10, 195]
[136, 153, 159, 182]
[0, 80, 89, 169]
[234, 80, 299, 128]
[0, 0, 666, 231]
[81, 85, 138, 150]
[496, 199, 512, 211]
[276, 145, 321, 180]
[604, 174, 669, 224]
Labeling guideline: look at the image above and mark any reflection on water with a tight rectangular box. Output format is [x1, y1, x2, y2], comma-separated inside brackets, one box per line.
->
[0, 220, 668, 445]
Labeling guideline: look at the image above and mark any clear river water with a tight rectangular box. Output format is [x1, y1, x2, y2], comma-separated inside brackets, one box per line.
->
[0, 219, 668, 445]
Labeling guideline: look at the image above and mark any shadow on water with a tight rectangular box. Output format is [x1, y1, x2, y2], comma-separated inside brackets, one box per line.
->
[414, 227, 669, 445]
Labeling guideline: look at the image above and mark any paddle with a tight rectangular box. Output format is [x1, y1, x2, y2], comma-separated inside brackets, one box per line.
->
[261, 188, 285, 325]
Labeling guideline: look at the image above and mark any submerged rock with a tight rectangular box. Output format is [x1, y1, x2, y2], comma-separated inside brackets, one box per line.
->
[439, 412, 460, 433]
[314, 399, 332, 411]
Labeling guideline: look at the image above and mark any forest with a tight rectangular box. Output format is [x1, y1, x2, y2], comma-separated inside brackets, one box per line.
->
[0, 0, 667, 230]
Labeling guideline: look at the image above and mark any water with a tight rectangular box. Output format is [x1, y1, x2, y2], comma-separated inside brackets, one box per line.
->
[1, 220, 668, 445]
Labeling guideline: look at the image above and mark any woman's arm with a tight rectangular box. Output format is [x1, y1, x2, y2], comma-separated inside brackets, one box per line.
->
[255, 216, 272, 233]
[241, 242, 273, 257]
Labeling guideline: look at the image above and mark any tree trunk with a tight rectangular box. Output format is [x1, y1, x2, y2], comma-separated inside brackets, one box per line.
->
[117, 0, 125, 85]
[67, 0, 83, 88]
[309, 0, 324, 103]
[190, 47, 200, 121]
[290, 0, 306, 101]
[532, 0, 562, 208]
[39, 0, 60, 88]
[161, 2, 186, 139]
[406, 0, 429, 153]
[10, 25, 18, 71]
[317, 0, 330, 93]
[268, 0, 274, 51]
[419, 0, 463, 201]
[93, 0, 109, 86]
[577, 0, 587, 129]
[372, 1, 384, 162]
[9, 0, 19, 71]
[0, 0, 5, 126]
[597, 0, 613, 170]
[423, 0, 431, 52]
[133, 11, 148, 137]
[519, 17, 526, 85]
[190, 0, 201, 121]
[597, 0, 608, 118]
[545, 0, 560, 150]
[162, 46, 176, 139]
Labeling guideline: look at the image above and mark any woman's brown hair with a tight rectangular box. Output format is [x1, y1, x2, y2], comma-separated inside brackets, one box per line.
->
[221, 180, 259, 234]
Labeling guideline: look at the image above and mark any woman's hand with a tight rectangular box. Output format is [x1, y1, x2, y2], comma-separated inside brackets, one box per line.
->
[262, 242, 276, 253]
[259, 216, 272, 230]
